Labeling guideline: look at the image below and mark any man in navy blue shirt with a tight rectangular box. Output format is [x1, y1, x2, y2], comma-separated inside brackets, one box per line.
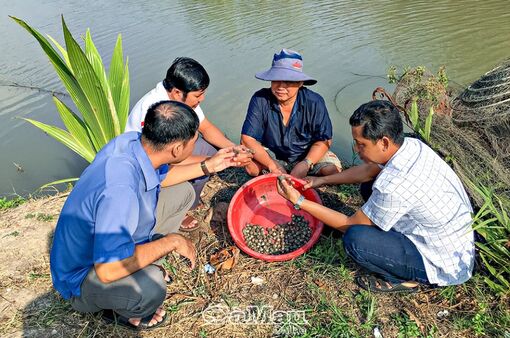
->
[50, 101, 249, 330]
[241, 49, 342, 179]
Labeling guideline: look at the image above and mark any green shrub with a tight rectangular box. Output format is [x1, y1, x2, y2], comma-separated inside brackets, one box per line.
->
[11, 16, 130, 185]
[472, 184, 510, 294]
[0, 196, 26, 210]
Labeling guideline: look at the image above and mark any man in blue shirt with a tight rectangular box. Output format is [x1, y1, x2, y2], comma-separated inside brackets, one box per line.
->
[50, 101, 248, 330]
[241, 49, 342, 179]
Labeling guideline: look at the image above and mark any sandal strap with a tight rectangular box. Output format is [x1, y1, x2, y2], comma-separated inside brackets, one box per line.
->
[138, 313, 156, 329]
[356, 275, 418, 293]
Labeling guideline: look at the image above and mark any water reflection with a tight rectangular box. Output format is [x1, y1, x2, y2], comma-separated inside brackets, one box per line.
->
[1, 0, 509, 195]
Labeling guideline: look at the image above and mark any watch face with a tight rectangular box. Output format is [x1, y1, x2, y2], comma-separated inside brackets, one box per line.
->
[304, 158, 313, 169]
[294, 195, 304, 209]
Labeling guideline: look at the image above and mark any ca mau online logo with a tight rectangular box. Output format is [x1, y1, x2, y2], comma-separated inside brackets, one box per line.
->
[202, 304, 308, 335]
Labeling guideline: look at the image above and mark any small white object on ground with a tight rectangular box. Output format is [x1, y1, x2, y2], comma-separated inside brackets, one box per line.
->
[250, 276, 265, 285]
[436, 309, 450, 319]
[203, 263, 216, 274]
[373, 326, 383, 338]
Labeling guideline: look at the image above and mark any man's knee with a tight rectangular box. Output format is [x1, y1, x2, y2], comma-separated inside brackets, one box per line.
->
[161, 182, 195, 211]
[343, 225, 372, 262]
[318, 165, 340, 176]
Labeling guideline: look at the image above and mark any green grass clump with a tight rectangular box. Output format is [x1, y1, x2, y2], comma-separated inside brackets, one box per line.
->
[0, 196, 26, 210]
[471, 184, 510, 294]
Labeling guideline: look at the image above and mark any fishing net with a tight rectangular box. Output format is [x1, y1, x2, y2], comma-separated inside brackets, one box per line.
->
[379, 61, 510, 207]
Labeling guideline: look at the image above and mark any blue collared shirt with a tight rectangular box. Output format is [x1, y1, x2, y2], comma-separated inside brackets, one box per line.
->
[50, 132, 168, 299]
[241, 87, 333, 163]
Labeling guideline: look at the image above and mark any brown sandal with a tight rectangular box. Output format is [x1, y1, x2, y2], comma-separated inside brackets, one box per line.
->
[356, 275, 418, 293]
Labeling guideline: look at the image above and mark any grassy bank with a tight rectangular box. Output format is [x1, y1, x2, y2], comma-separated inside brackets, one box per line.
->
[0, 167, 508, 338]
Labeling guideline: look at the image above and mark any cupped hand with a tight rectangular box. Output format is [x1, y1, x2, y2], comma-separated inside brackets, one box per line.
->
[303, 176, 325, 190]
[232, 145, 254, 167]
[205, 147, 237, 173]
[169, 234, 197, 269]
[276, 176, 301, 204]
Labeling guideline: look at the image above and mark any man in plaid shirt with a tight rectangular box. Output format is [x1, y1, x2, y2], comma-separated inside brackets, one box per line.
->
[277, 100, 474, 293]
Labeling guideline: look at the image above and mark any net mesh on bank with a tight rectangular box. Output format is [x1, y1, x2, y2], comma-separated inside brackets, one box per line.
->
[391, 60, 510, 207]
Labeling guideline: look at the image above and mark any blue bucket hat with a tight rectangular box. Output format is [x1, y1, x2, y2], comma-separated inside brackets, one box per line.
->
[255, 49, 317, 85]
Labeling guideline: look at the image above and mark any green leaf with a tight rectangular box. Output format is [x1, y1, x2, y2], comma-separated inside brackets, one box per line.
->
[11, 16, 103, 151]
[84, 29, 120, 135]
[40, 177, 79, 190]
[477, 242, 510, 268]
[22, 118, 96, 162]
[108, 35, 124, 111]
[47, 34, 71, 70]
[62, 17, 117, 145]
[409, 100, 419, 130]
[422, 106, 434, 143]
[471, 216, 498, 234]
[52, 96, 97, 160]
[118, 59, 130, 131]
[107, 36, 130, 131]
[483, 277, 505, 294]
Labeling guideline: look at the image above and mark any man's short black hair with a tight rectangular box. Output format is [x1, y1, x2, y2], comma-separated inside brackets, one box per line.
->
[142, 100, 199, 151]
[162, 57, 210, 99]
[349, 100, 404, 145]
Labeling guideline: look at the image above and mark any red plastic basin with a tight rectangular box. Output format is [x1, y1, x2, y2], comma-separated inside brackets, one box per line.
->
[227, 173, 323, 262]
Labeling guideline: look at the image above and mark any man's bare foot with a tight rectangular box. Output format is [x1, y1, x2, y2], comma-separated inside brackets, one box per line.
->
[128, 307, 166, 327]
[179, 215, 200, 232]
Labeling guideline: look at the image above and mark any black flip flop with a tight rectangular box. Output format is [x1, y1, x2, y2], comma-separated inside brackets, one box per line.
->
[355, 275, 418, 294]
[101, 309, 167, 331]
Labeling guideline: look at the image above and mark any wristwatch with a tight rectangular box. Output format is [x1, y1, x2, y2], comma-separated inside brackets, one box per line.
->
[200, 159, 212, 176]
[294, 195, 305, 210]
[303, 158, 314, 170]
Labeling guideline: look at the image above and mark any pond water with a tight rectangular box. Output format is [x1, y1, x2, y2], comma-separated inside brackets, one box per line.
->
[1, 0, 510, 196]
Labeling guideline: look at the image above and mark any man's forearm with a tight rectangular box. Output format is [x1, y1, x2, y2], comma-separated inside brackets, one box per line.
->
[241, 135, 275, 169]
[304, 140, 331, 164]
[300, 198, 351, 232]
[94, 235, 180, 283]
[161, 162, 206, 187]
[299, 199, 374, 233]
[321, 162, 381, 185]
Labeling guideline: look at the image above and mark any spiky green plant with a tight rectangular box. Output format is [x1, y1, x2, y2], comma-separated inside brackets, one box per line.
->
[408, 100, 434, 143]
[471, 184, 510, 294]
[11, 16, 129, 169]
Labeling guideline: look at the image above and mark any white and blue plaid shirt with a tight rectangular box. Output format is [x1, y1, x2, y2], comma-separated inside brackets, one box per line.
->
[362, 137, 475, 286]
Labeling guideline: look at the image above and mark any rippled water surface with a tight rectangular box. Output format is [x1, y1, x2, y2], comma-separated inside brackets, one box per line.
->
[1, 0, 510, 195]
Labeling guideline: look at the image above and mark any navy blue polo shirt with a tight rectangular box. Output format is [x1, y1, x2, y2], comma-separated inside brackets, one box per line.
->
[49, 132, 169, 299]
[241, 87, 333, 163]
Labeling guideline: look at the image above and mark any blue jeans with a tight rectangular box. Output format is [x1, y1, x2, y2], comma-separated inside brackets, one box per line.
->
[343, 225, 430, 284]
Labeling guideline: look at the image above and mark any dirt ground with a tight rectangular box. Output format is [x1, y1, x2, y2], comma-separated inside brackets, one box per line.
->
[0, 168, 507, 338]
